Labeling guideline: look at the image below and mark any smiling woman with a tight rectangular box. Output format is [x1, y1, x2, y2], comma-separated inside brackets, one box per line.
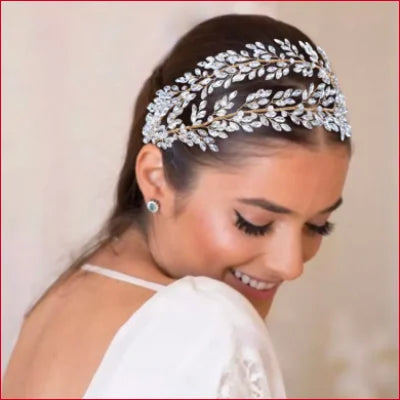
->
[167, 142, 350, 317]
[3, 13, 352, 398]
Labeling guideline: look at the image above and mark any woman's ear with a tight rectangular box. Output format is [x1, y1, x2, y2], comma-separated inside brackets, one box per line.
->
[135, 144, 174, 212]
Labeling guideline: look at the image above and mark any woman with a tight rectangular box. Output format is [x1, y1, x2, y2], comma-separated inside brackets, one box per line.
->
[3, 13, 352, 398]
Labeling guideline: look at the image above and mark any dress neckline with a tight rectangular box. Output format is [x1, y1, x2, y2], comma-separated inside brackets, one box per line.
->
[80, 263, 167, 292]
[80, 263, 266, 325]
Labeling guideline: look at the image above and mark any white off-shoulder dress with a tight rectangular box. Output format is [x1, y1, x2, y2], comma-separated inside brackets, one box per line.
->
[78, 263, 287, 398]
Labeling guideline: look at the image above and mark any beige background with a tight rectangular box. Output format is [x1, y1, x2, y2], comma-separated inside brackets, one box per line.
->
[2, 1, 398, 398]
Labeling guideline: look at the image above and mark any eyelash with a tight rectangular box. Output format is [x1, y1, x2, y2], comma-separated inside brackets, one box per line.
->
[234, 210, 335, 237]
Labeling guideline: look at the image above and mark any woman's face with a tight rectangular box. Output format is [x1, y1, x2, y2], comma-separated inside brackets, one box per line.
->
[143, 143, 350, 318]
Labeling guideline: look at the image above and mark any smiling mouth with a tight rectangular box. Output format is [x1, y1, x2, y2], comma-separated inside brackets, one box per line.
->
[230, 268, 281, 291]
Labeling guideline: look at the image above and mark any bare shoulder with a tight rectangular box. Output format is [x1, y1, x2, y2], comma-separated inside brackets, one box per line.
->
[2, 257, 156, 398]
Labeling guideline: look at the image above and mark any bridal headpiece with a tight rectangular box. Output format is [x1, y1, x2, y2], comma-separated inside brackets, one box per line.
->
[142, 38, 352, 152]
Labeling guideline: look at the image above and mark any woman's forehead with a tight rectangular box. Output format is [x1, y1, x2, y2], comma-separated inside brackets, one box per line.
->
[203, 146, 347, 180]
[195, 146, 349, 213]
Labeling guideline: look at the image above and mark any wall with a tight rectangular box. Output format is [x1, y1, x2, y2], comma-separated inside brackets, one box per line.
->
[2, 2, 398, 397]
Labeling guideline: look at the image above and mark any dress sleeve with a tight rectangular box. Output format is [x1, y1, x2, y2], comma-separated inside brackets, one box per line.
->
[216, 331, 287, 398]
[83, 276, 286, 399]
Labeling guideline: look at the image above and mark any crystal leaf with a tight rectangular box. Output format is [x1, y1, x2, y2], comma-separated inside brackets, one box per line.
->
[223, 78, 232, 89]
[200, 77, 212, 85]
[258, 98, 269, 106]
[209, 144, 219, 152]
[249, 61, 261, 68]
[271, 121, 282, 131]
[246, 93, 256, 103]
[260, 116, 270, 126]
[228, 90, 238, 100]
[242, 124, 253, 132]
[232, 74, 246, 82]
[245, 43, 257, 50]
[212, 80, 224, 88]
[273, 91, 284, 100]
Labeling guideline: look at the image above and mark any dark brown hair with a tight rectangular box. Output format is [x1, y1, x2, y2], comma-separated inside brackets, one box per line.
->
[24, 13, 352, 318]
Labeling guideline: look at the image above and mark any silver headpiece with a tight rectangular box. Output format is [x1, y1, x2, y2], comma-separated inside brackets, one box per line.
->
[142, 38, 352, 152]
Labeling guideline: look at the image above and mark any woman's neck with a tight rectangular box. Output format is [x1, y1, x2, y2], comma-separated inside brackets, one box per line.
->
[102, 226, 176, 286]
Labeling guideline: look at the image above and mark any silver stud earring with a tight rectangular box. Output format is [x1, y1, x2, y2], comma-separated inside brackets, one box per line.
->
[146, 199, 160, 213]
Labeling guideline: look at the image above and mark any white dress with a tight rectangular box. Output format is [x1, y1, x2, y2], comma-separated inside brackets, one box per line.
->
[79, 263, 287, 398]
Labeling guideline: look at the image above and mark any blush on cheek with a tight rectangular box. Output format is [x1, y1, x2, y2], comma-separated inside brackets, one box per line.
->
[191, 212, 243, 271]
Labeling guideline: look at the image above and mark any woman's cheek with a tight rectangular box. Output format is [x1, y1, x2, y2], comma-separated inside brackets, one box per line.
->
[193, 212, 247, 267]
[303, 235, 323, 262]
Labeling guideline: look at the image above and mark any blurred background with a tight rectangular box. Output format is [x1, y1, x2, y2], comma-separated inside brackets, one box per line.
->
[2, 1, 398, 397]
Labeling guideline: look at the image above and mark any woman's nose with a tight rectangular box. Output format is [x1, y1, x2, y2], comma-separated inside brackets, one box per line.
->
[262, 235, 304, 282]
[275, 257, 304, 281]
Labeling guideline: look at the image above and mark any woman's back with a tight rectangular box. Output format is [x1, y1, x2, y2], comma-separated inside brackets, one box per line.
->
[3, 253, 287, 398]
[3, 231, 176, 397]
[2, 256, 159, 398]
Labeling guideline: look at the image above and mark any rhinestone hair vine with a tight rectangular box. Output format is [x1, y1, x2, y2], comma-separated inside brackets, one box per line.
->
[142, 38, 352, 152]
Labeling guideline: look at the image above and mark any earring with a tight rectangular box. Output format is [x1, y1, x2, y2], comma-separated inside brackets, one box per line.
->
[146, 199, 160, 213]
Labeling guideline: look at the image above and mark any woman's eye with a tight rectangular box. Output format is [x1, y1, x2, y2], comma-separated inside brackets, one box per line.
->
[306, 221, 335, 236]
[234, 209, 336, 238]
[234, 210, 272, 237]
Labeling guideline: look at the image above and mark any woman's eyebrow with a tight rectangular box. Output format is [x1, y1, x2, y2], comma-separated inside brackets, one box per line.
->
[237, 197, 343, 216]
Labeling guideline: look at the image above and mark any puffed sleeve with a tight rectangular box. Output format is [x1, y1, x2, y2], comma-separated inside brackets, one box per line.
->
[83, 276, 286, 399]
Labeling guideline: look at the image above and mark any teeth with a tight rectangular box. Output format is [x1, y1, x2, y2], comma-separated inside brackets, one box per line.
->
[234, 269, 242, 279]
[233, 269, 277, 291]
[257, 281, 268, 290]
[249, 279, 258, 288]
